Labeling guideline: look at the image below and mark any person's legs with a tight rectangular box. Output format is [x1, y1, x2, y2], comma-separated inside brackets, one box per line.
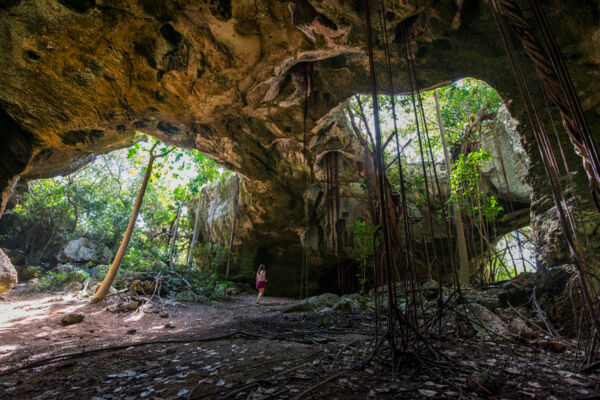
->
[257, 288, 264, 304]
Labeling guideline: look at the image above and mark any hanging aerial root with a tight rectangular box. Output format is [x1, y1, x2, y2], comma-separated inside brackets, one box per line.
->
[490, 0, 600, 365]
[497, 0, 600, 211]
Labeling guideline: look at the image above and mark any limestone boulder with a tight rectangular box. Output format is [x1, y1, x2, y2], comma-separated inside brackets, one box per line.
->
[61, 313, 84, 325]
[459, 303, 509, 337]
[282, 292, 363, 313]
[57, 238, 112, 264]
[534, 265, 579, 336]
[496, 280, 533, 308]
[283, 292, 341, 313]
[2, 248, 26, 266]
[0, 248, 18, 294]
[332, 296, 361, 312]
[479, 105, 530, 204]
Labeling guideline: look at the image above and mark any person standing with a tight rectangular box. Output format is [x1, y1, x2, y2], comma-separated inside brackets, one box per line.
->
[256, 264, 267, 304]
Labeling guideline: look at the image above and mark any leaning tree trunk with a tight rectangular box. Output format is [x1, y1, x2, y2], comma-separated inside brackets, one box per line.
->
[435, 93, 470, 284]
[91, 153, 157, 302]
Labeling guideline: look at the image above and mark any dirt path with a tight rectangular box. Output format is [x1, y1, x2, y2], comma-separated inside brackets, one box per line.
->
[1, 290, 600, 399]
[0, 289, 291, 367]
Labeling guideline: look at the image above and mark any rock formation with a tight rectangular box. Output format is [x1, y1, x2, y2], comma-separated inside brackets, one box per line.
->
[1, 0, 598, 288]
[57, 237, 113, 264]
[0, 249, 18, 294]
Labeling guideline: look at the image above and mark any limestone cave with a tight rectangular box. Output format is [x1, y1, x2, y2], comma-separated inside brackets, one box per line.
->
[0, 0, 599, 398]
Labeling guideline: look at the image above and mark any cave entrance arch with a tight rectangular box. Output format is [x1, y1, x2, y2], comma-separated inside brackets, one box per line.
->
[343, 78, 533, 284]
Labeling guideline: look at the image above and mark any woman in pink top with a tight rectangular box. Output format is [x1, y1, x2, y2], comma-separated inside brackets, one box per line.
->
[255, 264, 267, 304]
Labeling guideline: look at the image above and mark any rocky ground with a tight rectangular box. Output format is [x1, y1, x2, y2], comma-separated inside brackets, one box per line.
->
[0, 285, 599, 400]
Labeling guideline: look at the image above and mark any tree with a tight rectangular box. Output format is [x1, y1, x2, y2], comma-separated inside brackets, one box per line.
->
[346, 78, 505, 284]
[224, 173, 240, 281]
[91, 141, 173, 302]
[435, 92, 469, 284]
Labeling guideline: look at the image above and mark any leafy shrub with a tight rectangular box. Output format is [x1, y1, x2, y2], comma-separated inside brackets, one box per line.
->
[25, 269, 90, 293]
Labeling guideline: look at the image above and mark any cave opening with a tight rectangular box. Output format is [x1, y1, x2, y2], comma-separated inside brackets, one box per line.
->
[0, 136, 240, 301]
[486, 226, 536, 283]
[338, 78, 534, 290]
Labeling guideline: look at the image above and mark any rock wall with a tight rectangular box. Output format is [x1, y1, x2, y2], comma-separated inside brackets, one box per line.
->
[480, 106, 530, 206]
[0, 249, 18, 294]
[1, 0, 599, 287]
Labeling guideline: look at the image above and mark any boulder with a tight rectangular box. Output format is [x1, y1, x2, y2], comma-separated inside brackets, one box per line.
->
[16, 265, 39, 281]
[65, 281, 83, 291]
[282, 292, 364, 313]
[463, 290, 501, 311]
[61, 313, 85, 325]
[332, 296, 361, 312]
[421, 280, 440, 290]
[152, 260, 168, 270]
[2, 248, 26, 266]
[496, 282, 532, 307]
[459, 303, 509, 337]
[492, 272, 536, 307]
[0, 249, 18, 294]
[283, 293, 340, 313]
[534, 265, 572, 300]
[107, 300, 140, 313]
[57, 238, 112, 264]
[508, 315, 535, 339]
[534, 265, 579, 336]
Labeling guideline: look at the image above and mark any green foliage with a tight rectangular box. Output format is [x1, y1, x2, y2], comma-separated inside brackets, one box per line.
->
[348, 78, 502, 167]
[162, 266, 232, 301]
[2, 134, 235, 297]
[434, 79, 502, 148]
[351, 221, 378, 294]
[450, 150, 491, 203]
[449, 149, 504, 222]
[25, 268, 90, 293]
[347, 79, 509, 286]
[196, 241, 230, 272]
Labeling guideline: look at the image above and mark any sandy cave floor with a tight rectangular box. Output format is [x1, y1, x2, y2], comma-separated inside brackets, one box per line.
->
[0, 288, 599, 399]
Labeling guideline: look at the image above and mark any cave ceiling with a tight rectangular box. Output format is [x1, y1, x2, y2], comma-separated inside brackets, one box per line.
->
[0, 0, 599, 252]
